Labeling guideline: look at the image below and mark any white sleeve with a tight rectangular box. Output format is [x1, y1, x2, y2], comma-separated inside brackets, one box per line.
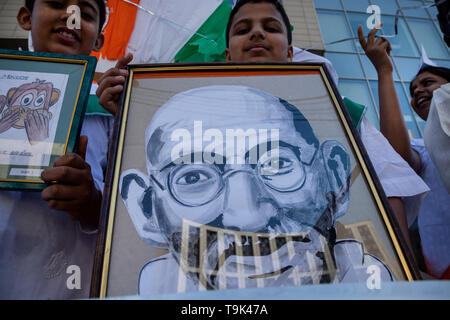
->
[359, 118, 430, 225]
[79, 114, 114, 193]
[78, 115, 114, 234]
[424, 84, 450, 193]
[292, 47, 339, 86]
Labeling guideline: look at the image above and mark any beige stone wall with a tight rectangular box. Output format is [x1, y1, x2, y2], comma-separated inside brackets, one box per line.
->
[0, 0, 27, 39]
[283, 0, 325, 55]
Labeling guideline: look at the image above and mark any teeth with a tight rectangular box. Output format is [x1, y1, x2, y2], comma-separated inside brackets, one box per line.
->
[418, 97, 428, 105]
[59, 31, 75, 39]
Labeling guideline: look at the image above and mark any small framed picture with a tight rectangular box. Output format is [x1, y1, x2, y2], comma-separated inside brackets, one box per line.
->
[92, 63, 420, 298]
[0, 49, 97, 190]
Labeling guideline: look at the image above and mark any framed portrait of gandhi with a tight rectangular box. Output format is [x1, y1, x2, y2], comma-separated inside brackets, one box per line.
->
[91, 63, 420, 298]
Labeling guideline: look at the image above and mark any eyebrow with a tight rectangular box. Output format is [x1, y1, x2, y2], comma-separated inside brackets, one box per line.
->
[412, 76, 437, 91]
[244, 141, 301, 164]
[80, 0, 99, 15]
[232, 17, 283, 29]
[158, 153, 227, 171]
[420, 77, 436, 83]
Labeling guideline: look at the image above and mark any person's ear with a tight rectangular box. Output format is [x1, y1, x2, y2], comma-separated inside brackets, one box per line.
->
[225, 48, 231, 61]
[119, 169, 167, 248]
[287, 44, 293, 62]
[320, 140, 351, 220]
[17, 7, 32, 31]
[92, 33, 104, 52]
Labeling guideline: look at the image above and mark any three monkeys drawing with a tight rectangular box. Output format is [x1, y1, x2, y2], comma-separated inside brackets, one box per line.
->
[0, 80, 60, 145]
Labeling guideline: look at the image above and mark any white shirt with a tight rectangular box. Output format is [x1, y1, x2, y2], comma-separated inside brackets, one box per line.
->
[0, 114, 112, 299]
[404, 138, 450, 278]
[292, 48, 339, 86]
[360, 118, 430, 226]
[424, 83, 450, 193]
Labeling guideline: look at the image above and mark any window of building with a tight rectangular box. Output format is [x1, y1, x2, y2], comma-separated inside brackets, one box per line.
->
[314, 0, 450, 138]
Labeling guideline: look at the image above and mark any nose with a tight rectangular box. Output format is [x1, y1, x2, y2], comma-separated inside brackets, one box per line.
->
[249, 24, 265, 40]
[221, 170, 277, 232]
[59, 10, 71, 23]
[413, 85, 424, 98]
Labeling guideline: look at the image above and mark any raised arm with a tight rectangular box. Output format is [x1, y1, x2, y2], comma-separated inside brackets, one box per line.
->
[358, 25, 421, 173]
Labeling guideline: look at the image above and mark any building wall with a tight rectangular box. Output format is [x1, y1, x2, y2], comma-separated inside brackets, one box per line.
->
[0, 0, 28, 49]
[313, 0, 450, 138]
[284, 0, 325, 54]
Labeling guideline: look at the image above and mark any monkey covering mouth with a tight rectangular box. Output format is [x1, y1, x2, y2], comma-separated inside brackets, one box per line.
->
[0, 80, 60, 144]
[3, 106, 53, 129]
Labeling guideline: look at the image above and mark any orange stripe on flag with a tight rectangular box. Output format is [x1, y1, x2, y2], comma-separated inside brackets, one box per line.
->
[91, 0, 139, 60]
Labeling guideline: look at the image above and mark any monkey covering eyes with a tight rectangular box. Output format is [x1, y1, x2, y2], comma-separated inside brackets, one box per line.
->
[0, 80, 60, 145]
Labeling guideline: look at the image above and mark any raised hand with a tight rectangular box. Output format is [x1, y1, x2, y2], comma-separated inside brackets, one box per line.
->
[96, 53, 133, 115]
[358, 25, 393, 74]
[0, 109, 20, 134]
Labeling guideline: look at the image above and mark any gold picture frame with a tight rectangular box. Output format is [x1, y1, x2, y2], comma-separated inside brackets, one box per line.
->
[92, 63, 420, 298]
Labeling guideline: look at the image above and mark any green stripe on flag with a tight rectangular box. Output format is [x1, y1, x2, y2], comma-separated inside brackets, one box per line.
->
[343, 97, 367, 130]
[174, 1, 232, 63]
[85, 94, 112, 116]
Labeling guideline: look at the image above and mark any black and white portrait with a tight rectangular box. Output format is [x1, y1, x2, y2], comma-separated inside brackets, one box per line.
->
[119, 85, 393, 295]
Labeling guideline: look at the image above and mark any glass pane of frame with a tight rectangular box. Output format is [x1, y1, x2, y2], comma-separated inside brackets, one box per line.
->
[94, 65, 419, 298]
[0, 49, 96, 190]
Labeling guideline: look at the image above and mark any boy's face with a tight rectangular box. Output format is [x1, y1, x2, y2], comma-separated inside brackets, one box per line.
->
[18, 0, 104, 55]
[226, 2, 293, 62]
[410, 71, 448, 120]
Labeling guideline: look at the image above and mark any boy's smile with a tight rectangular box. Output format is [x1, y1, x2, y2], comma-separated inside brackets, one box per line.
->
[410, 71, 448, 120]
[226, 2, 293, 62]
[54, 26, 81, 45]
[18, 0, 103, 56]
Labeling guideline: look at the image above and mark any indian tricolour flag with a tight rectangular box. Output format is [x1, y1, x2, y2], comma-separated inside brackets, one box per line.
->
[125, 0, 232, 64]
[87, 0, 232, 114]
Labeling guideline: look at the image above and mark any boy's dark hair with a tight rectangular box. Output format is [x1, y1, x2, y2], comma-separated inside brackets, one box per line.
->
[225, 0, 292, 47]
[25, 0, 106, 34]
[409, 65, 450, 96]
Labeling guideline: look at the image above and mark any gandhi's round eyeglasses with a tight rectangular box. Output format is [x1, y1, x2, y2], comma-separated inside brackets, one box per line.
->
[150, 147, 307, 207]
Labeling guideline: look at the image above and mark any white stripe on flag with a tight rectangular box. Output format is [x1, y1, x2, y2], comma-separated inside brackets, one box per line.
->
[126, 0, 222, 63]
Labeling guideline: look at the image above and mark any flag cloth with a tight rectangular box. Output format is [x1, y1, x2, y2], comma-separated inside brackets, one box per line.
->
[91, 0, 140, 61]
[87, 0, 229, 115]
[343, 97, 367, 130]
[86, 83, 111, 116]
[126, 0, 226, 64]
[174, 1, 232, 63]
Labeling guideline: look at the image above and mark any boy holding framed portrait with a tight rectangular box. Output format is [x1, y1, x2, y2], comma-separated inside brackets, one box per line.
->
[97, 0, 429, 263]
[0, 0, 110, 299]
[92, 0, 431, 297]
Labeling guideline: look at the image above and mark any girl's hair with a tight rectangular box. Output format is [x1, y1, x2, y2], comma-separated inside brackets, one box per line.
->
[25, 0, 106, 34]
[409, 65, 450, 96]
[225, 0, 292, 47]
